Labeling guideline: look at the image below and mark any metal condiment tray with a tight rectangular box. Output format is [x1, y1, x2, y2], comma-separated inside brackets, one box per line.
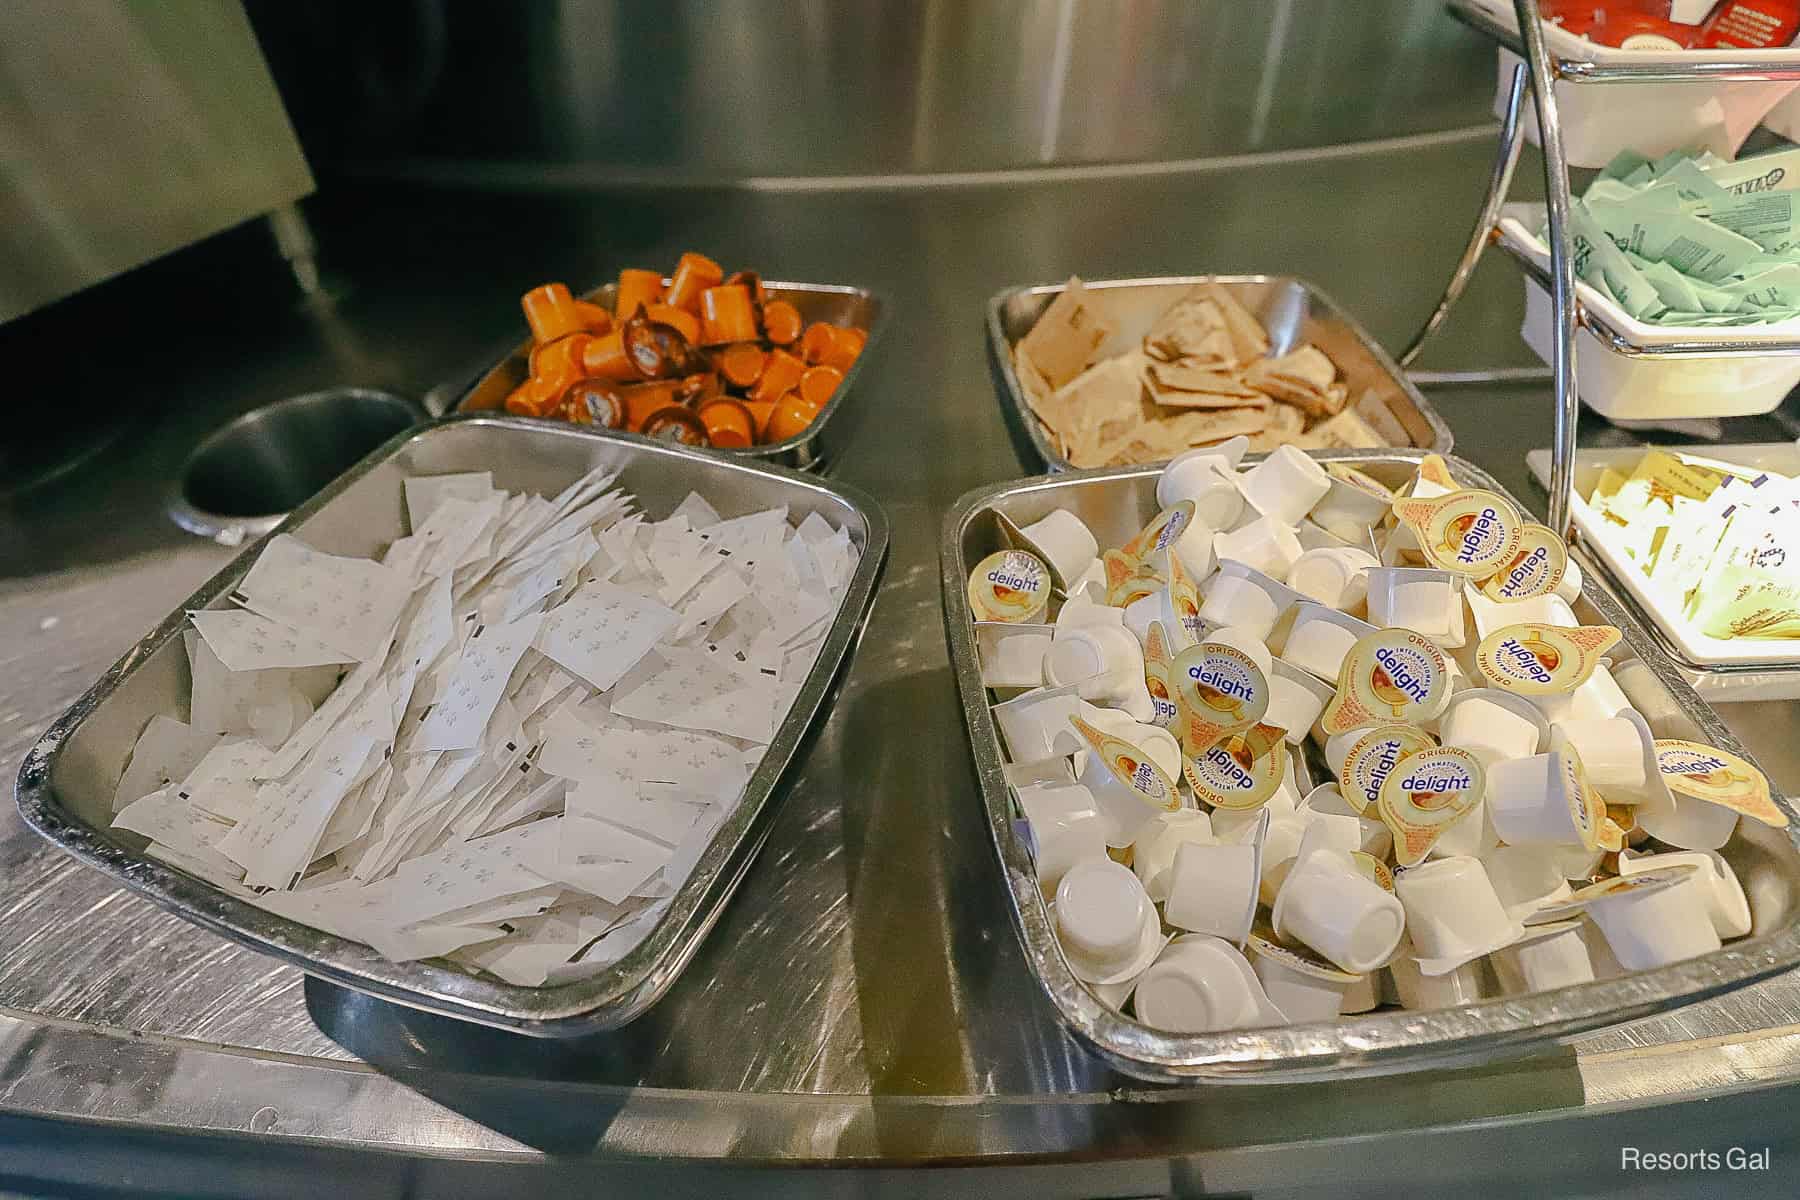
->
[16, 416, 889, 1035]
[460, 280, 887, 472]
[941, 448, 1800, 1083]
[985, 275, 1453, 471]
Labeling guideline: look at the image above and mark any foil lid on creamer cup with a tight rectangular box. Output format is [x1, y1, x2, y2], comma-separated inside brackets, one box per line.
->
[1391, 488, 1525, 577]
[1558, 743, 1605, 853]
[1416, 453, 1458, 495]
[1341, 723, 1440, 814]
[1378, 745, 1486, 867]
[1172, 641, 1270, 754]
[1555, 863, 1702, 911]
[1327, 462, 1395, 502]
[1475, 623, 1620, 695]
[1350, 850, 1396, 892]
[1247, 927, 1360, 983]
[1167, 549, 1205, 649]
[1068, 714, 1182, 815]
[1103, 549, 1161, 608]
[1143, 621, 1180, 729]
[1121, 500, 1196, 569]
[1320, 629, 1451, 735]
[1655, 739, 1788, 828]
[1184, 721, 1288, 810]
[968, 549, 1050, 622]
[1479, 523, 1569, 604]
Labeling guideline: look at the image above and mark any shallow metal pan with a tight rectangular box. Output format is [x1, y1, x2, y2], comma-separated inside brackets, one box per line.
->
[986, 275, 1453, 471]
[17, 415, 889, 1036]
[459, 281, 886, 472]
[941, 448, 1800, 1083]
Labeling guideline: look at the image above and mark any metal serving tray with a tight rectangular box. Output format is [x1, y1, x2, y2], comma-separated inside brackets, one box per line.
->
[941, 449, 1800, 1083]
[985, 275, 1453, 471]
[459, 280, 887, 472]
[17, 415, 889, 1036]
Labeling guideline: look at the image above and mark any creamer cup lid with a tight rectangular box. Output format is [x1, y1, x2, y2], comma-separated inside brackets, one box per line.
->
[1391, 488, 1525, 577]
[1377, 745, 1486, 868]
[969, 549, 1051, 622]
[1543, 863, 1702, 917]
[1654, 739, 1787, 828]
[996, 510, 1071, 592]
[1474, 623, 1620, 695]
[1166, 546, 1206, 649]
[1103, 548, 1161, 608]
[1068, 714, 1183, 815]
[1553, 745, 1604, 854]
[1349, 850, 1396, 893]
[1121, 500, 1196, 569]
[1172, 641, 1270, 753]
[1247, 928, 1360, 984]
[1326, 462, 1395, 502]
[1478, 523, 1569, 604]
[1184, 722, 1288, 811]
[1341, 723, 1439, 815]
[1142, 622, 1181, 731]
[1321, 628, 1451, 735]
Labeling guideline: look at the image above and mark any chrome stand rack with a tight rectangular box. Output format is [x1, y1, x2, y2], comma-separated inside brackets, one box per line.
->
[1406, 0, 1800, 536]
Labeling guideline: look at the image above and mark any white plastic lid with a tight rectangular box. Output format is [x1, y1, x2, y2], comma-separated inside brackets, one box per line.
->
[1046, 638, 1103, 687]
[1055, 861, 1149, 966]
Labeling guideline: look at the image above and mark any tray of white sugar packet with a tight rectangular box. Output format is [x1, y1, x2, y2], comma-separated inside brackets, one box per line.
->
[16, 415, 888, 1035]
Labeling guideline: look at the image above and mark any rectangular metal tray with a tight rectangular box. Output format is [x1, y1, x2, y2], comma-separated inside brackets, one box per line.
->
[985, 275, 1453, 471]
[16, 415, 889, 1036]
[1526, 445, 1800, 701]
[459, 280, 887, 472]
[941, 449, 1800, 1083]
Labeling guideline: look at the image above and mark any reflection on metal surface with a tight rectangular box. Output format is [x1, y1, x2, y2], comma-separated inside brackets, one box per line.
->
[0, 0, 313, 322]
[249, 0, 1492, 179]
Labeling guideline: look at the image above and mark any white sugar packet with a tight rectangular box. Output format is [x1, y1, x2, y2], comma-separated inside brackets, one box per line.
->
[189, 609, 357, 672]
[221, 732, 384, 889]
[674, 568, 751, 640]
[114, 786, 237, 865]
[413, 613, 543, 752]
[539, 816, 673, 905]
[114, 716, 222, 812]
[176, 736, 274, 824]
[566, 777, 709, 847]
[234, 535, 413, 664]
[412, 493, 507, 583]
[669, 491, 721, 530]
[534, 581, 677, 691]
[186, 631, 339, 738]
[608, 649, 779, 743]
[405, 471, 495, 530]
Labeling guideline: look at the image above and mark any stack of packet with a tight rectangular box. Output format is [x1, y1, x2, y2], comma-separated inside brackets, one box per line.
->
[1587, 448, 1800, 638]
[1556, 145, 1800, 327]
[107, 465, 860, 986]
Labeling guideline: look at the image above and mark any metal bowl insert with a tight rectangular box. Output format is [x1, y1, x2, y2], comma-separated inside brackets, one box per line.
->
[169, 388, 421, 540]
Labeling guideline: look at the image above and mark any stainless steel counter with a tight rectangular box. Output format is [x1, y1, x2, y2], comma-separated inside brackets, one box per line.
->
[8, 131, 1800, 1195]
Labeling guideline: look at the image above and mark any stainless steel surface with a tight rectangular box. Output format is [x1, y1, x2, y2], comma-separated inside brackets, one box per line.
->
[943, 448, 1800, 1083]
[0, 0, 313, 323]
[18, 416, 889, 1035]
[1497, 210, 1800, 358]
[251, 0, 1495, 180]
[1516, 0, 1583, 538]
[1398, 64, 1527, 368]
[987, 275, 1453, 471]
[167, 388, 421, 540]
[459, 281, 886, 472]
[1452, 0, 1800, 82]
[9, 129, 1800, 1183]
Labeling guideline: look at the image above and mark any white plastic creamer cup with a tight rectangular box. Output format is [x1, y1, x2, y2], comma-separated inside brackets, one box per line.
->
[1271, 836, 1406, 974]
[1255, 815, 1308, 906]
[1016, 782, 1108, 894]
[1438, 687, 1546, 770]
[1164, 840, 1261, 944]
[1199, 560, 1295, 641]
[1302, 782, 1392, 858]
[1634, 769, 1741, 852]
[1045, 623, 1148, 713]
[1287, 546, 1378, 613]
[1620, 849, 1752, 939]
[1551, 714, 1653, 801]
[1066, 558, 1108, 603]
[1132, 809, 1216, 903]
[1158, 442, 1248, 529]
[1481, 843, 1574, 920]
[1467, 589, 1578, 641]
[1388, 937, 1492, 1010]
[1053, 859, 1166, 984]
[1582, 874, 1723, 972]
[1019, 509, 1099, 591]
[1492, 920, 1594, 995]
[1237, 444, 1331, 527]
[1214, 516, 1304, 584]
[1056, 592, 1125, 631]
[1297, 519, 1366, 555]
[1121, 587, 1176, 649]
[1311, 473, 1393, 543]
[1075, 743, 1165, 850]
[1248, 942, 1354, 1023]
[1367, 567, 1461, 641]
[1556, 556, 1584, 605]
[1005, 757, 1074, 789]
[976, 621, 1055, 689]
[991, 685, 1083, 763]
[1340, 969, 1381, 1014]
[1174, 519, 1217, 583]
[1425, 795, 1499, 862]
[1280, 603, 1376, 683]
[1134, 934, 1284, 1033]
[1569, 662, 1632, 723]
[1487, 751, 1593, 847]
[1267, 659, 1334, 745]
[1395, 856, 1524, 976]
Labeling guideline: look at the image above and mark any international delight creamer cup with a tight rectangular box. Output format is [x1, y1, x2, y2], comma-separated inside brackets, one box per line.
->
[1474, 622, 1621, 697]
[1068, 713, 1183, 848]
[1478, 523, 1569, 604]
[1543, 865, 1721, 972]
[1636, 739, 1787, 851]
[1390, 488, 1525, 578]
[1339, 724, 1439, 816]
[1170, 641, 1269, 757]
[1376, 746, 1487, 868]
[968, 548, 1051, 623]
[1320, 628, 1452, 737]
